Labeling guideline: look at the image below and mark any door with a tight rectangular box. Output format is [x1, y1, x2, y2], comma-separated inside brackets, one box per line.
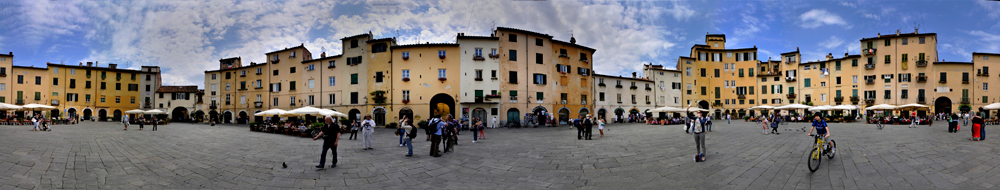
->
[373, 108, 386, 126]
[472, 108, 487, 124]
[506, 108, 520, 123]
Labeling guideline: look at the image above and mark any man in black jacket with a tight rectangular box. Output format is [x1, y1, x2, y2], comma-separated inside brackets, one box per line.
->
[583, 115, 594, 140]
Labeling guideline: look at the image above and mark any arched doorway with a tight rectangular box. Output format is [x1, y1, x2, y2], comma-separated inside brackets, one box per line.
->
[579, 108, 590, 119]
[172, 107, 189, 122]
[398, 108, 414, 121]
[472, 108, 487, 123]
[715, 109, 722, 119]
[113, 110, 122, 121]
[193, 110, 205, 122]
[430, 93, 456, 118]
[629, 108, 639, 122]
[372, 108, 387, 126]
[597, 108, 607, 121]
[348, 109, 361, 121]
[506, 108, 520, 123]
[698, 100, 710, 110]
[83, 109, 93, 120]
[532, 106, 548, 125]
[237, 111, 248, 124]
[208, 110, 219, 123]
[98, 109, 108, 120]
[222, 111, 233, 123]
[614, 108, 624, 123]
[557, 107, 570, 125]
[935, 97, 952, 114]
[67, 108, 77, 119]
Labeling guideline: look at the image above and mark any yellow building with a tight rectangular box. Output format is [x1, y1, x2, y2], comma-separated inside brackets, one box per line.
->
[494, 27, 556, 124]
[974, 52, 1000, 111]
[859, 31, 938, 114]
[11, 66, 49, 114]
[364, 37, 396, 125]
[0, 52, 11, 107]
[550, 38, 595, 123]
[390, 43, 462, 122]
[265, 44, 313, 112]
[339, 33, 374, 122]
[677, 34, 760, 118]
[756, 60, 786, 110]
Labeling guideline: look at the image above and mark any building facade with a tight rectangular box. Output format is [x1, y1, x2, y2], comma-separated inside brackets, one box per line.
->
[593, 73, 655, 122]
[457, 33, 501, 123]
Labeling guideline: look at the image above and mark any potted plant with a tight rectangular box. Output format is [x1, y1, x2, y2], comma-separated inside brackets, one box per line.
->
[615, 84, 623, 88]
[598, 83, 606, 87]
[402, 77, 410, 82]
[438, 77, 447, 81]
[402, 100, 410, 104]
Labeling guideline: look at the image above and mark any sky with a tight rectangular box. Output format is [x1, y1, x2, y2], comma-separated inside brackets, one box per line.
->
[0, 0, 998, 88]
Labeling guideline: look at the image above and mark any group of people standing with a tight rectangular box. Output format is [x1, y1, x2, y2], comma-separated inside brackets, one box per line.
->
[945, 113, 987, 141]
[758, 113, 782, 135]
[572, 115, 603, 140]
[121, 114, 159, 131]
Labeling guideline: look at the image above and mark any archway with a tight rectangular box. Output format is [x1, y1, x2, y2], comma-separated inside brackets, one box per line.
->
[372, 107, 387, 126]
[222, 111, 233, 123]
[935, 97, 952, 114]
[472, 108, 487, 123]
[430, 93, 456, 118]
[579, 108, 590, 119]
[614, 108, 624, 123]
[506, 108, 520, 123]
[237, 111, 248, 124]
[398, 108, 414, 121]
[558, 107, 570, 125]
[83, 108, 93, 120]
[208, 110, 219, 123]
[98, 109, 107, 121]
[715, 109, 723, 119]
[629, 108, 639, 122]
[532, 106, 548, 125]
[597, 108, 607, 121]
[113, 110, 122, 121]
[172, 107, 189, 122]
[698, 100, 710, 109]
[67, 108, 77, 119]
[193, 110, 205, 122]
[348, 109, 361, 121]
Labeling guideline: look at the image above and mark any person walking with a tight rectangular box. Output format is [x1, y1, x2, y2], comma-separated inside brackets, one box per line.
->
[584, 114, 594, 140]
[348, 120, 360, 140]
[472, 119, 481, 143]
[478, 119, 486, 140]
[445, 115, 459, 151]
[31, 114, 40, 131]
[598, 117, 606, 137]
[761, 115, 769, 135]
[138, 115, 145, 130]
[727, 114, 731, 124]
[770, 113, 781, 135]
[152, 118, 158, 131]
[909, 111, 917, 128]
[689, 106, 707, 162]
[949, 113, 959, 133]
[429, 115, 444, 157]
[574, 116, 584, 140]
[401, 117, 415, 157]
[491, 116, 497, 129]
[122, 114, 130, 130]
[964, 112, 970, 126]
[361, 115, 375, 150]
[398, 116, 408, 147]
[313, 116, 342, 168]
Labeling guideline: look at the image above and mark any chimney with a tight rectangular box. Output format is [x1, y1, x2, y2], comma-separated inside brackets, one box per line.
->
[896, 30, 900, 35]
[86, 62, 93, 67]
[321, 52, 326, 58]
[632, 72, 637, 78]
[78, 62, 82, 66]
[109, 63, 117, 69]
[915, 29, 918, 34]
[570, 37, 576, 44]
[826, 53, 833, 61]
[845, 53, 849, 57]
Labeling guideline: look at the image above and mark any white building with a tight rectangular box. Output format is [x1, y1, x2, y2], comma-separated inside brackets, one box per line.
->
[457, 33, 501, 122]
[643, 64, 684, 118]
[155, 86, 200, 122]
[593, 73, 657, 122]
[139, 66, 161, 110]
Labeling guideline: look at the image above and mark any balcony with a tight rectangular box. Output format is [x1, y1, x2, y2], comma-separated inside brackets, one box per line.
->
[978, 72, 990, 77]
[786, 94, 796, 100]
[961, 98, 970, 104]
[865, 79, 875, 84]
[402, 100, 410, 104]
[645, 87, 652, 91]
[738, 94, 746, 99]
[475, 97, 485, 103]
[581, 100, 587, 105]
[474, 78, 483, 81]
[864, 64, 875, 70]
[850, 96, 860, 103]
[863, 48, 876, 56]
[473, 56, 485, 61]
[438, 77, 447, 82]
[785, 77, 796, 82]
[50, 100, 59, 106]
[581, 59, 589, 64]
[615, 84, 623, 88]
[559, 54, 568, 58]
[646, 101, 651, 104]
[561, 100, 568, 104]
[489, 54, 499, 59]
[209, 103, 217, 110]
[865, 99, 875, 105]
[629, 86, 638, 90]
[271, 59, 280, 64]
[758, 71, 782, 77]
[439, 55, 446, 59]
[403, 77, 410, 82]
[254, 86, 263, 89]
[485, 94, 501, 99]
[834, 96, 844, 103]
[917, 97, 926, 104]
[917, 76, 928, 83]
[402, 56, 409, 60]
[256, 72, 262, 75]
[940, 80, 947, 83]
[962, 80, 970, 84]
[598, 83, 606, 87]
[916, 60, 928, 67]
[240, 73, 246, 77]
[254, 101, 263, 108]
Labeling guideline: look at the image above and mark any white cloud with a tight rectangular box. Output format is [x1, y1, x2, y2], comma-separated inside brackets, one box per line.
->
[11, 1, 91, 48]
[819, 36, 845, 49]
[799, 9, 849, 29]
[967, 30, 1000, 53]
[666, 1, 696, 21]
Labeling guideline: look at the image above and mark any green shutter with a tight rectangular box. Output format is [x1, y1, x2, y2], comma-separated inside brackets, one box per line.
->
[749, 68, 754, 76]
[749, 86, 754, 95]
[739, 69, 744, 77]
[761, 85, 767, 94]
[853, 89, 858, 97]
[475, 90, 483, 97]
[714, 87, 720, 98]
[789, 87, 795, 94]
[537, 92, 544, 100]
[836, 90, 841, 97]
[852, 59, 858, 66]
[510, 90, 517, 96]
[804, 78, 811, 87]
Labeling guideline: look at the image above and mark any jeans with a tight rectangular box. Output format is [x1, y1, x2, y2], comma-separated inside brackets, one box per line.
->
[584, 126, 593, 140]
[404, 138, 413, 155]
[152, 123, 157, 131]
[362, 129, 374, 149]
[349, 130, 358, 140]
[398, 129, 404, 145]
[430, 135, 441, 156]
[577, 127, 583, 139]
[318, 140, 338, 166]
[706, 122, 712, 131]
[694, 133, 706, 154]
[981, 124, 987, 140]
[473, 130, 478, 141]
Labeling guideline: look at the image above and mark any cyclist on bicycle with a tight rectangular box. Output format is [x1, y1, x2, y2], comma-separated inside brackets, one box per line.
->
[807, 115, 832, 150]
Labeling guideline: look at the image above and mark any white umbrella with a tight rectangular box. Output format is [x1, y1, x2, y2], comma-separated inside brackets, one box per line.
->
[774, 104, 813, 110]
[685, 107, 709, 112]
[0, 103, 22, 110]
[254, 109, 288, 116]
[749, 105, 776, 110]
[831, 105, 859, 110]
[143, 109, 166, 115]
[808, 105, 834, 111]
[288, 106, 325, 115]
[20, 104, 57, 111]
[895, 103, 930, 111]
[865, 104, 897, 110]
[983, 103, 1000, 110]
[648, 106, 686, 113]
[124, 109, 146, 114]
[317, 109, 348, 118]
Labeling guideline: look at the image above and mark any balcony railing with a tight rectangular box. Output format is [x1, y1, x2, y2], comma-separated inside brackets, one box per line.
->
[738, 94, 746, 99]
[917, 97, 926, 104]
[630, 86, 638, 90]
[916, 60, 928, 67]
[940, 80, 947, 83]
[254, 101, 263, 108]
[865, 64, 875, 70]
[785, 77, 796, 82]
[863, 48, 876, 56]
[561, 100, 568, 104]
[485, 94, 501, 99]
[978, 72, 990, 77]
[757, 71, 782, 77]
[834, 96, 844, 102]
[963, 80, 970, 84]
[786, 94, 796, 99]
[850, 96, 860, 103]
[488, 54, 499, 58]
[917, 76, 928, 82]
[961, 98, 970, 104]
[473, 56, 485, 61]
[51, 100, 59, 106]
[209, 103, 217, 110]
[865, 79, 875, 84]
[581, 100, 587, 105]
[865, 99, 875, 105]
[15, 99, 24, 105]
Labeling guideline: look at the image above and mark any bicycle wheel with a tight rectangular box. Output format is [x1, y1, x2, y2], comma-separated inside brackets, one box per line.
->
[827, 140, 837, 159]
[808, 147, 821, 172]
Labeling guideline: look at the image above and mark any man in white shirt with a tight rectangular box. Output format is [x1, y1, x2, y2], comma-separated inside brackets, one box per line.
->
[491, 117, 497, 129]
[122, 114, 130, 130]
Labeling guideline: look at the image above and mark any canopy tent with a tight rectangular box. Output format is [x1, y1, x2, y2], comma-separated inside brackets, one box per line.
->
[19, 104, 57, 111]
[895, 103, 930, 111]
[749, 105, 776, 110]
[143, 109, 166, 115]
[807, 105, 834, 111]
[774, 104, 813, 110]
[254, 109, 288, 117]
[865, 104, 897, 110]
[0, 103, 22, 110]
[983, 103, 1000, 110]
[124, 109, 146, 114]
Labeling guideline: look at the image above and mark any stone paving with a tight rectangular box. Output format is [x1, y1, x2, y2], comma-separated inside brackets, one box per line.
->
[1, 120, 999, 189]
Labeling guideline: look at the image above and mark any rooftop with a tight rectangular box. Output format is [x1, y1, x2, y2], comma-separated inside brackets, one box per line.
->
[495, 27, 553, 38]
[860, 32, 936, 41]
[391, 43, 460, 49]
[265, 43, 306, 55]
[156, 86, 200, 93]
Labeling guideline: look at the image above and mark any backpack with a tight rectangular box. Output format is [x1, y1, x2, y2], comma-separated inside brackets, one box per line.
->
[428, 119, 442, 134]
[407, 127, 418, 138]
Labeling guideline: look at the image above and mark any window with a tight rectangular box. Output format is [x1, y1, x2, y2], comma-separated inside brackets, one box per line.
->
[963, 72, 969, 82]
[101, 82, 107, 89]
[533, 74, 547, 85]
[884, 90, 891, 99]
[686, 68, 691, 76]
[714, 69, 720, 77]
[439, 69, 447, 79]
[289, 81, 296, 91]
[273, 69, 279, 76]
[350, 92, 358, 104]
[307, 64, 314, 71]
[509, 71, 518, 84]
[351, 73, 359, 84]
[852, 59, 858, 66]
[16, 75, 22, 84]
[289, 96, 296, 106]
[290, 67, 296, 73]
[100, 96, 105, 103]
[820, 82, 826, 87]
[821, 94, 827, 102]
[535, 38, 543, 46]
[509, 50, 517, 61]
[328, 94, 335, 104]
[86, 94, 91, 102]
[902, 38, 908, 45]
[884, 55, 890, 63]
[375, 71, 384, 83]
[402, 90, 410, 101]
[308, 79, 315, 89]
[474, 48, 483, 57]
[509, 34, 517, 42]
[350, 39, 359, 48]
[537, 92, 544, 101]
[115, 96, 120, 103]
[919, 37, 925, 44]
[836, 77, 841, 84]
[884, 39, 891, 46]
[535, 53, 543, 64]
[901, 89, 908, 99]
[35, 76, 41, 85]
[599, 92, 605, 101]
[475, 70, 483, 80]
[492, 70, 497, 78]
[902, 54, 908, 62]
[853, 75, 858, 84]
[52, 78, 58, 86]
[402, 70, 410, 79]
[985, 83, 989, 91]
[273, 97, 279, 106]
[240, 95, 246, 104]
[439, 50, 446, 58]
[804, 78, 811, 87]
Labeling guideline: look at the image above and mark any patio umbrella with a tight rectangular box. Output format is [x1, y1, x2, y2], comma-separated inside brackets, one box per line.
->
[143, 109, 166, 115]
[317, 109, 348, 118]
[865, 104, 897, 110]
[685, 107, 709, 112]
[749, 105, 776, 110]
[774, 104, 813, 110]
[807, 105, 834, 111]
[895, 103, 930, 111]
[124, 109, 146, 114]
[288, 106, 325, 115]
[254, 109, 288, 117]
[19, 104, 57, 111]
[0, 103, 22, 110]
[982, 103, 1000, 110]
[648, 106, 686, 113]
[831, 105, 860, 110]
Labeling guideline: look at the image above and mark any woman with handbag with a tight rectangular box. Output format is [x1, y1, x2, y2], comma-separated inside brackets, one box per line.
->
[348, 120, 360, 140]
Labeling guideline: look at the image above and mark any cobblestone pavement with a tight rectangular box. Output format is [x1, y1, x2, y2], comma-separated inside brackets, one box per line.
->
[0, 120, 999, 189]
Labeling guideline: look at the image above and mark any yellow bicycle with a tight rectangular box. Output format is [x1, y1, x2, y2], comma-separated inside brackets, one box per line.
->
[807, 134, 836, 172]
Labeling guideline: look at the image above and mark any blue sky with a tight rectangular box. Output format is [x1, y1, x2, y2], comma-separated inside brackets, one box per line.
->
[0, 0, 998, 87]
